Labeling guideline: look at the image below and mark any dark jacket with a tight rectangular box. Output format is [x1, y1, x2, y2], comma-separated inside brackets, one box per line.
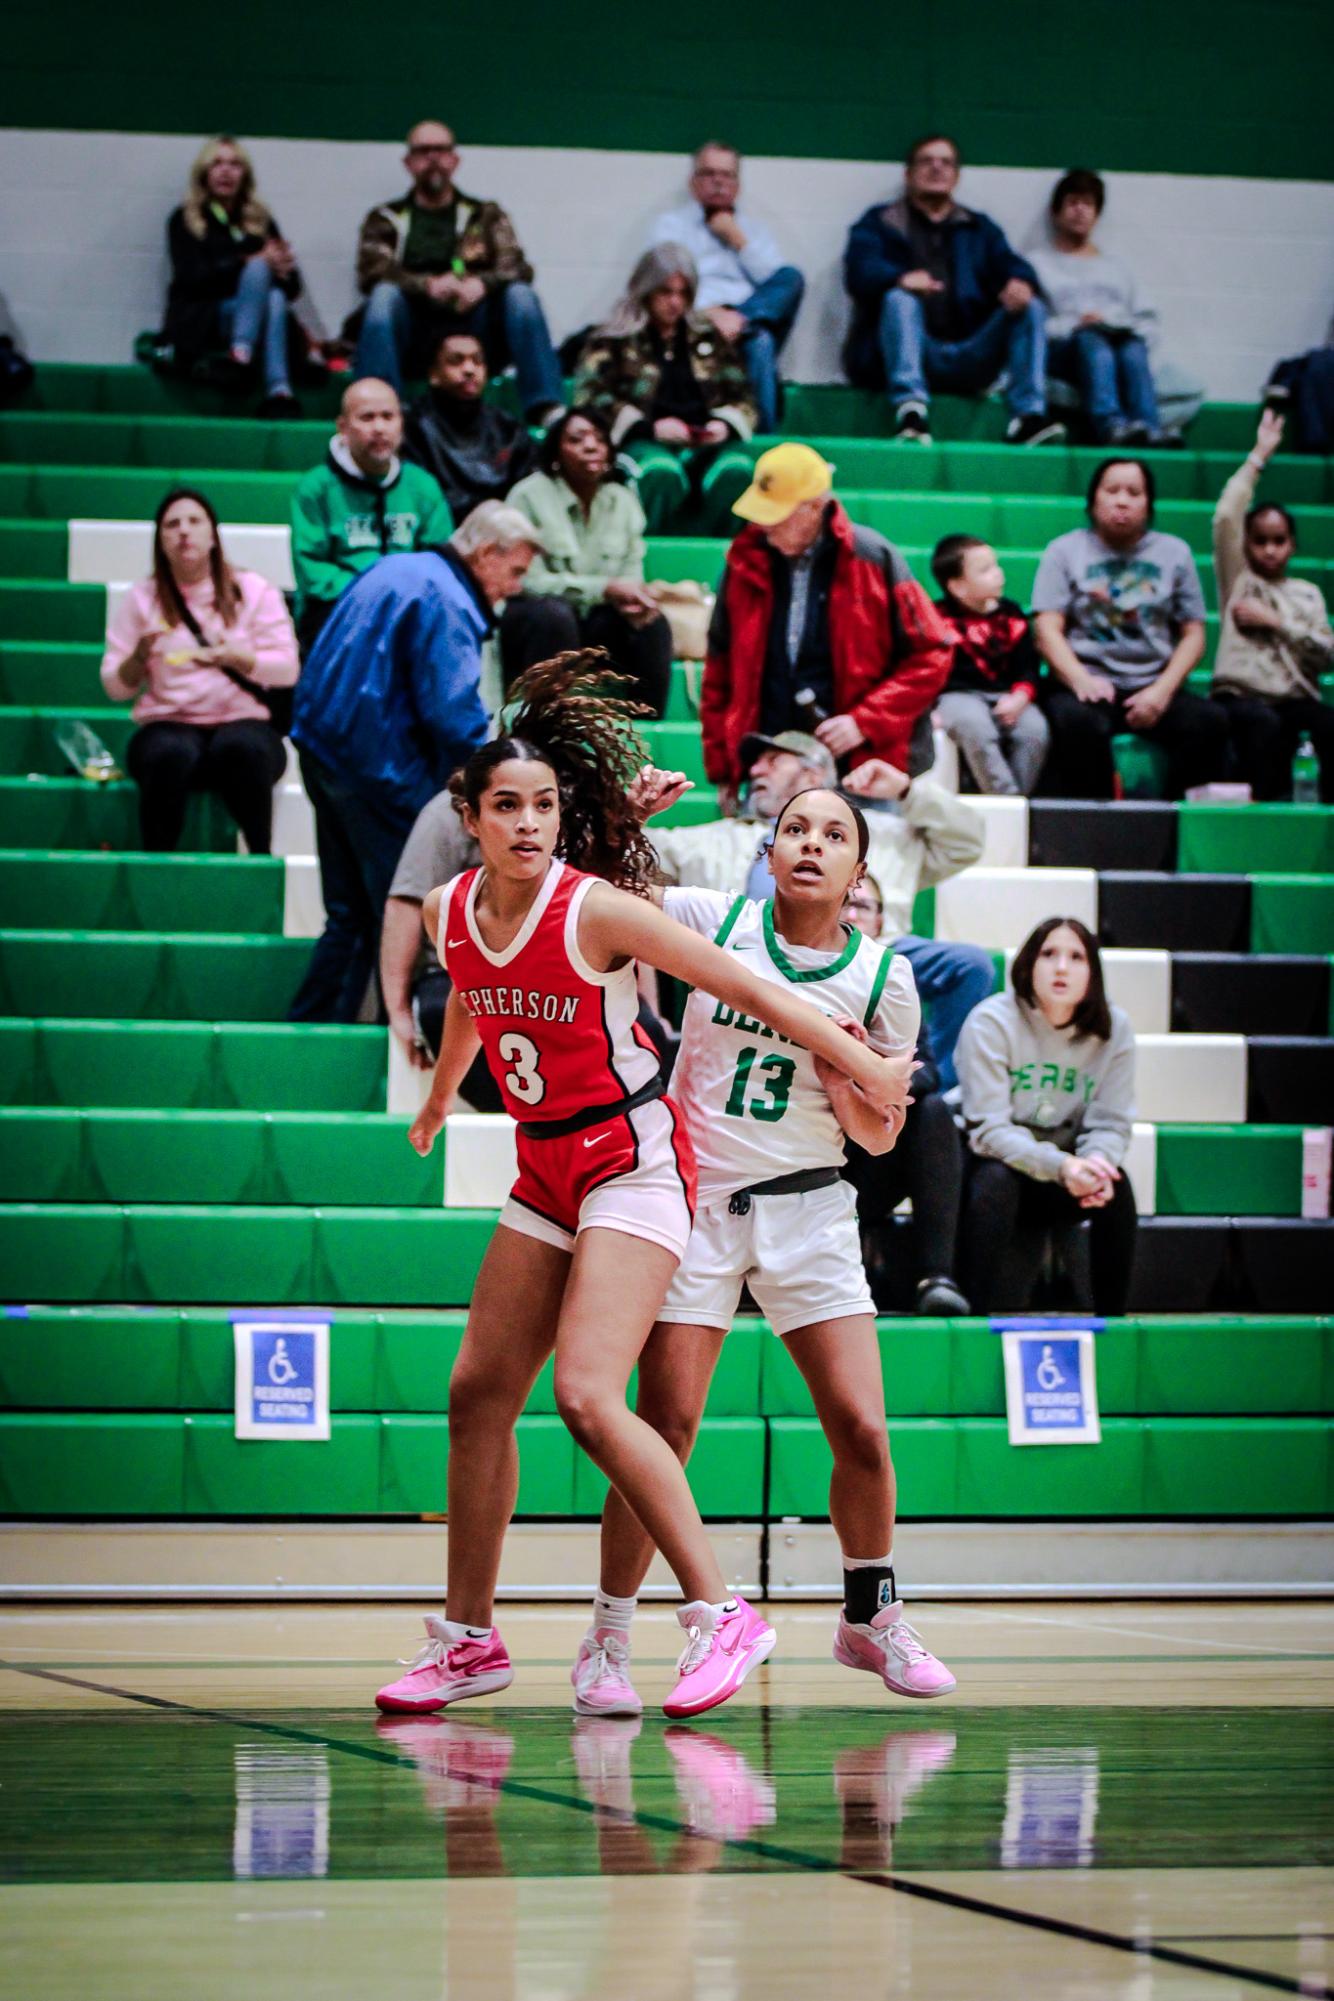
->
[842, 198, 1039, 387]
[403, 391, 538, 521]
[702, 501, 953, 785]
[291, 546, 492, 822]
[162, 205, 301, 362]
[574, 315, 756, 447]
[936, 596, 1041, 697]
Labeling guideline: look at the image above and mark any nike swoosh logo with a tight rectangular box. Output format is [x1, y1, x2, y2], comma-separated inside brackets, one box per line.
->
[447, 939, 467, 949]
[582, 1131, 611, 1148]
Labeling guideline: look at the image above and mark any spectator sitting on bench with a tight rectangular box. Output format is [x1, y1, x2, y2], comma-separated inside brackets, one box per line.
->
[350, 119, 564, 424]
[403, 330, 537, 523]
[1031, 168, 1175, 448]
[100, 486, 298, 854]
[1210, 409, 1334, 801]
[840, 872, 970, 1316]
[501, 407, 673, 717]
[573, 244, 756, 533]
[1033, 457, 1226, 798]
[291, 378, 453, 653]
[956, 916, 1138, 1316]
[931, 533, 1049, 796]
[161, 135, 305, 416]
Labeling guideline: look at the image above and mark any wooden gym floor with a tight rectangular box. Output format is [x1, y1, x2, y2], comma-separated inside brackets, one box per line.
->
[1, 1600, 1331, 1999]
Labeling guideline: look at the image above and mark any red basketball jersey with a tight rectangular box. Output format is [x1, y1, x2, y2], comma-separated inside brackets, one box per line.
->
[438, 860, 660, 1124]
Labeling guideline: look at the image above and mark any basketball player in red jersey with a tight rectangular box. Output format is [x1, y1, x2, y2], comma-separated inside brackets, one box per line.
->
[375, 656, 911, 1721]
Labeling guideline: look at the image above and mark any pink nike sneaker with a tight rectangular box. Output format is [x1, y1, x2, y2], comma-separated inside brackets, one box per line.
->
[662, 1597, 776, 1719]
[665, 1727, 777, 1840]
[375, 1614, 514, 1712]
[571, 1628, 643, 1718]
[833, 1602, 956, 1698]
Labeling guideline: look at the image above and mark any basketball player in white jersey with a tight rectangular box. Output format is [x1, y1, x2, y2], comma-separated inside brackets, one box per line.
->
[572, 782, 956, 1717]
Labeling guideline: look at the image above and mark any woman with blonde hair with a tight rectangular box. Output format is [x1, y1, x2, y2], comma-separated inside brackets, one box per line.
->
[161, 135, 304, 415]
[574, 244, 755, 532]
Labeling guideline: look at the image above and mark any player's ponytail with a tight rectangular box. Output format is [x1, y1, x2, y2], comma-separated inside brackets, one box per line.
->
[450, 651, 660, 895]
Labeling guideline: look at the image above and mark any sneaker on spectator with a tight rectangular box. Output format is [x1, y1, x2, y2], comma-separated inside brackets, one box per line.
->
[894, 400, 932, 443]
[916, 1274, 971, 1316]
[1006, 413, 1066, 446]
[1105, 419, 1152, 447]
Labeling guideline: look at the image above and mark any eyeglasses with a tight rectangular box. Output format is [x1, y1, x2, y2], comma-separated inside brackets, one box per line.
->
[409, 143, 456, 158]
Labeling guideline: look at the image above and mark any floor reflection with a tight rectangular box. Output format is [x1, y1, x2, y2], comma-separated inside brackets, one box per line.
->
[0, 1704, 1329, 1886]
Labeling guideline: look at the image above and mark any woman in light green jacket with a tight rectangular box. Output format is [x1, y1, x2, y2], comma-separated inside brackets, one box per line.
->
[500, 408, 673, 715]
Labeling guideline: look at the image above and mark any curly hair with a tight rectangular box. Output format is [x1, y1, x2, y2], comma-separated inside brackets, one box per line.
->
[449, 651, 659, 895]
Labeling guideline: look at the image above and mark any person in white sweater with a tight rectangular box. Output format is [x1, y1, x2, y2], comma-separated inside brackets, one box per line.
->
[1210, 409, 1334, 801]
[955, 916, 1138, 1314]
[1031, 169, 1172, 448]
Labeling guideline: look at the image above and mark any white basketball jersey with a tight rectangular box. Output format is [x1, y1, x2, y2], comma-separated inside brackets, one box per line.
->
[663, 889, 920, 1197]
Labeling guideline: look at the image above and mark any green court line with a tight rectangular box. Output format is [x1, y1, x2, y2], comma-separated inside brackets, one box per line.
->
[0, 1659, 1326, 2001]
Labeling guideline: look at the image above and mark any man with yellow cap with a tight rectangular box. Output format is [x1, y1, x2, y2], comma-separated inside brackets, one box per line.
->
[701, 442, 952, 804]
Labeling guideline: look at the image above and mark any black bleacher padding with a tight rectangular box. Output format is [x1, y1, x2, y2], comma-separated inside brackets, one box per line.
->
[1232, 1219, 1334, 1313]
[1028, 801, 1178, 872]
[1126, 1219, 1232, 1312]
[1098, 872, 1250, 951]
[1246, 1037, 1334, 1123]
[1172, 954, 1332, 1036]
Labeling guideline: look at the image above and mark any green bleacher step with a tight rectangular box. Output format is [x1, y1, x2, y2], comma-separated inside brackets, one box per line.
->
[0, 1019, 386, 1111]
[0, 1203, 497, 1304]
[0, 643, 111, 707]
[0, 930, 311, 1019]
[0, 851, 284, 932]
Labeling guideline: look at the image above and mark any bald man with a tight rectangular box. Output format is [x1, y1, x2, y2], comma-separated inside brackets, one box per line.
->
[290, 377, 454, 650]
[349, 118, 564, 423]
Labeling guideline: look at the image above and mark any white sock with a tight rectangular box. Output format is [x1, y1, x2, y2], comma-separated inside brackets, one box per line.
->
[440, 1617, 490, 1643]
[679, 1597, 740, 1629]
[590, 1590, 637, 1639]
[843, 1550, 894, 1569]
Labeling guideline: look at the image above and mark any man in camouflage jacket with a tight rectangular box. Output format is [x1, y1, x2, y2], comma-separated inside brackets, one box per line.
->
[349, 119, 563, 422]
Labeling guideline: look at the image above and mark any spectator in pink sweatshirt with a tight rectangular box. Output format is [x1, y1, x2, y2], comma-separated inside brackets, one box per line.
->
[100, 487, 299, 852]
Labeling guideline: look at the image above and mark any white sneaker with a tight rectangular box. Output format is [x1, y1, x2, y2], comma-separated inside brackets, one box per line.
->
[571, 1628, 643, 1717]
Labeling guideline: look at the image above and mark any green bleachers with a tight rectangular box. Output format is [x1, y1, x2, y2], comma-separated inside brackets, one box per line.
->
[0, 930, 311, 1018]
[0, 1019, 385, 1109]
[0, 852, 284, 932]
[1, 1309, 1327, 1518]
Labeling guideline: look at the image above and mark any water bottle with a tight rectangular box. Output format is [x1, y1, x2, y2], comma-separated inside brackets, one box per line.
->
[53, 719, 121, 784]
[1291, 734, 1320, 805]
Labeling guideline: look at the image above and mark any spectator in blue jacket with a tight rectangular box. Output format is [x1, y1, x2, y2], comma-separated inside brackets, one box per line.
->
[288, 500, 543, 1021]
[843, 134, 1064, 448]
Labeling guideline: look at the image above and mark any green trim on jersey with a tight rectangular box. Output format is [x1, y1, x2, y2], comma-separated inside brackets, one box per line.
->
[862, 945, 893, 1028]
[713, 894, 748, 949]
[761, 901, 862, 983]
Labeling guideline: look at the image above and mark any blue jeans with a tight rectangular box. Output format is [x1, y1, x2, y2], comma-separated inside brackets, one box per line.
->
[1048, 328, 1160, 436]
[218, 257, 291, 396]
[890, 934, 996, 1092]
[355, 278, 563, 414]
[737, 265, 805, 432]
[877, 291, 1048, 418]
[288, 752, 417, 1023]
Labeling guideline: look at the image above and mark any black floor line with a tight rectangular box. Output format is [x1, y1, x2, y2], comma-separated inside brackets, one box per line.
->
[2, 1660, 1328, 2001]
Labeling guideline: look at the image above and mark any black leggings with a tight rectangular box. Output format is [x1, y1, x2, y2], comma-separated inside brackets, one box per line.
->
[499, 593, 674, 717]
[960, 1156, 1138, 1316]
[126, 719, 287, 853]
[1213, 692, 1334, 803]
[842, 1091, 964, 1280]
[1042, 684, 1229, 800]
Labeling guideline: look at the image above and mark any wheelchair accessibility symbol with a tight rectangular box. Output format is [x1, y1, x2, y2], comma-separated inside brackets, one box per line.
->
[1035, 1345, 1065, 1392]
[267, 1338, 299, 1387]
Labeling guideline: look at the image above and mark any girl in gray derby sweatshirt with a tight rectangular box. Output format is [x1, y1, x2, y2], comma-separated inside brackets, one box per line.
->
[955, 916, 1138, 1314]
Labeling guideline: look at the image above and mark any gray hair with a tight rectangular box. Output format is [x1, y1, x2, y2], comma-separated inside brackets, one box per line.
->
[600, 243, 698, 339]
[449, 500, 546, 556]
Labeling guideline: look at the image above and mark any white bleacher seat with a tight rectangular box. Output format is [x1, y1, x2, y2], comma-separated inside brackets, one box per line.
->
[387, 1031, 433, 1117]
[1134, 1033, 1247, 1124]
[74, 521, 294, 596]
[267, 779, 317, 860]
[935, 867, 1097, 948]
[929, 728, 959, 792]
[969, 796, 1028, 868]
[443, 1113, 517, 1208]
[1002, 945, 1172, 1034]
[1123, 1121, 1158, 1216]
[282, 856, 324, 937]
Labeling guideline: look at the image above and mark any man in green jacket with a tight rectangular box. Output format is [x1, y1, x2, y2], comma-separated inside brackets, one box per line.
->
[290, 378, 453, 650]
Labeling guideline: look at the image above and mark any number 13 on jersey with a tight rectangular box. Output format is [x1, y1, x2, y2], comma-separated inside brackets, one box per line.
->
[724, 1045, 794, 1122]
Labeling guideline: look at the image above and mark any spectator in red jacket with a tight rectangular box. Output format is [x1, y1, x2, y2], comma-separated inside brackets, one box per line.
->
[700, 443, 952, 806]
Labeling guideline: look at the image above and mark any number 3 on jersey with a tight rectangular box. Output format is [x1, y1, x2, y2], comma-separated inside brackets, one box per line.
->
[724, 1045, 794, 1122]
[498, 1031, 545, 1106]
